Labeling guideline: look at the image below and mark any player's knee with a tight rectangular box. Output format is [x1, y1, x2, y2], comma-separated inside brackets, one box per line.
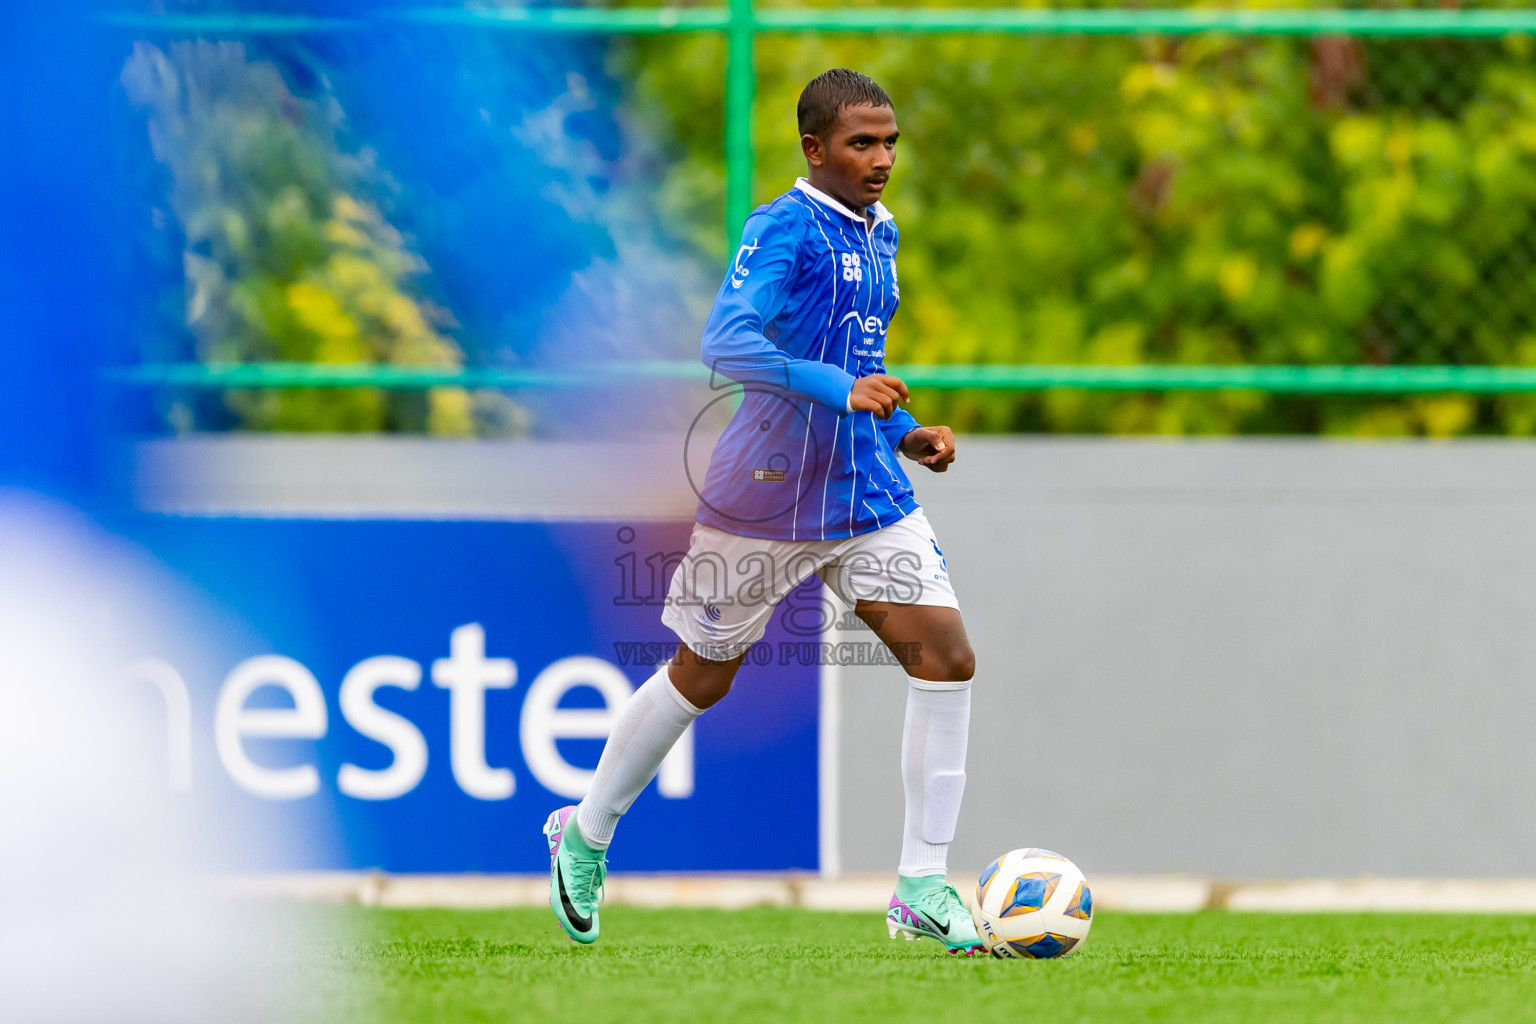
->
[690, 675, 733, 710]
[913, 640, 973, 683]
[946, 643, 976, 683]
[667, 657, 738, 710]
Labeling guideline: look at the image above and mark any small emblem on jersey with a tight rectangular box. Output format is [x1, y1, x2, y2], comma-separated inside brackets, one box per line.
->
[752, 468, 786, 482]
[730, 239, 760, 289]
[841, 251, 863, 283]
[703, 603, 723, 622]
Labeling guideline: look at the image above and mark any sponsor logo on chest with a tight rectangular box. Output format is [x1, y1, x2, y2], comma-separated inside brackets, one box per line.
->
[838, 309, 887, 340]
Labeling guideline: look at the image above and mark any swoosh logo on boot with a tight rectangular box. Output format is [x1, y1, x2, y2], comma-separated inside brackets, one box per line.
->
[919, 910, 950, 936]
[557, 862, 592, 932]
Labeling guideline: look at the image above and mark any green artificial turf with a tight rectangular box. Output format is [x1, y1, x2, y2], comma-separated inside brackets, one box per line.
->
[282, 906, 1536, 1023]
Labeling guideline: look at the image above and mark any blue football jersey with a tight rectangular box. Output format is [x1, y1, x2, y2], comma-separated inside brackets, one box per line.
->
[696, 178, 922, 540]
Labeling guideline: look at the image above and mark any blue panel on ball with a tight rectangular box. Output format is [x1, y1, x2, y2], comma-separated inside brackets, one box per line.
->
[978, 858, 1001, 898]
[1001, 872, 1061, 916]
[1064, 882, 1093, 921]
[1008, 933, 1079, 959]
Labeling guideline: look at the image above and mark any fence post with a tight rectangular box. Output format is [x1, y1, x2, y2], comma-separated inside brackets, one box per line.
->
[724, 0, 756, 256]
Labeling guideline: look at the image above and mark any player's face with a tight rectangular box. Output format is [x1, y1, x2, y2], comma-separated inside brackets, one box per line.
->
[803, 104, 899, 211]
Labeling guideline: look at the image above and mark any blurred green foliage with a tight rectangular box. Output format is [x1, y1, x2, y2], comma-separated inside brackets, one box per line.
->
[616, 1, 1536, 436]
[122, 40, 518, 434]
[120, 5, 1536, 437]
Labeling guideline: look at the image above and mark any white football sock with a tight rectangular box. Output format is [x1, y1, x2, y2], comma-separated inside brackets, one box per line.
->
[576, 664, 704, 849]
[898, 678, 971, 878]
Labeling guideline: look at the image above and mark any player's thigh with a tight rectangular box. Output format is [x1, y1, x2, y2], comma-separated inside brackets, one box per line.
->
[853, 601, 974, 682]
[821, 509, 973, 681]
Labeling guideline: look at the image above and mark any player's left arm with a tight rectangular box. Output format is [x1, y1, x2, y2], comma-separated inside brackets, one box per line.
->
[870, 400, 956, 472]
[896, 423, 956, 473]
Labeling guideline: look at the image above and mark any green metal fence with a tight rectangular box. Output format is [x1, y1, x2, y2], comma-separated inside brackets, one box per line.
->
[107, 6, 1536, 398]
[102, 360, 1536, 395]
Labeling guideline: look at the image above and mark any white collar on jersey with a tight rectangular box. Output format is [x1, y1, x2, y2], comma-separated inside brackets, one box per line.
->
[793, 177, 894, 226]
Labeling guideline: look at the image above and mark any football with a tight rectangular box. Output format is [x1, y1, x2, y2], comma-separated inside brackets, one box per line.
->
[971, 848, 1094, 959]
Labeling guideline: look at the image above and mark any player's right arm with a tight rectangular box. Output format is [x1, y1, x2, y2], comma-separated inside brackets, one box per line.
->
[702, 211, 860, 415]
[849, 373, 909, 419]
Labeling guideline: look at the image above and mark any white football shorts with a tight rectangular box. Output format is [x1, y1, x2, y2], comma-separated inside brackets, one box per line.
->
[660, 507, 960, 661]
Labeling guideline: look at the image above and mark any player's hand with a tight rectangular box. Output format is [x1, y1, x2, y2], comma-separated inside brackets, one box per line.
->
[899, 426, 956, 472]
[848, 374, 909, 420]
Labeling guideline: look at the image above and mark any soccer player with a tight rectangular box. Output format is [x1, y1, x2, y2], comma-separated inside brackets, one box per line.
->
[544, 69, 982, 955]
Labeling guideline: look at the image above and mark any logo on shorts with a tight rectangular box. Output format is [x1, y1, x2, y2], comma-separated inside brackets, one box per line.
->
[751, 468, 786, 482]
[930, 538, 948, 573]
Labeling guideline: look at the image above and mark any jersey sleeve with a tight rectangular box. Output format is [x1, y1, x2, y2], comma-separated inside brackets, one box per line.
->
[701, 211, 857, 415]
[876, 406, 921, 454]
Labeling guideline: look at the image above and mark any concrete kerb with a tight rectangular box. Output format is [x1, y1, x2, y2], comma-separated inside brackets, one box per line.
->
[206, 873, 1536, 913]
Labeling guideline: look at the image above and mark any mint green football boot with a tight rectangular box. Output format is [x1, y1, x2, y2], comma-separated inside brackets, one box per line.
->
[543, 806, 606, 944]
[887, 875, 986, 956]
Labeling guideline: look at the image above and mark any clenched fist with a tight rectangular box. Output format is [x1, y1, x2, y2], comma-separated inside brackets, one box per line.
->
[849, 374, 910, 420]
[898, 426, 957, 472]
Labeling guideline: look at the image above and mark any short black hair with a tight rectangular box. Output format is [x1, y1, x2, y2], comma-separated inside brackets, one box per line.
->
[797, 69, 893, 139]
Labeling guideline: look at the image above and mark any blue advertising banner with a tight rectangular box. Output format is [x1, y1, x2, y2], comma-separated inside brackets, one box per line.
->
[112, 517, 822, 873]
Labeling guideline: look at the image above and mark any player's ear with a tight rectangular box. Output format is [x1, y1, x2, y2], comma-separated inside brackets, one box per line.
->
[801, 132, 824, 168]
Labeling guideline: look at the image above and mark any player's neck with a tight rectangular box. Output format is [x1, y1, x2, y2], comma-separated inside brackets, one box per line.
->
[805, 171, 873, 225]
